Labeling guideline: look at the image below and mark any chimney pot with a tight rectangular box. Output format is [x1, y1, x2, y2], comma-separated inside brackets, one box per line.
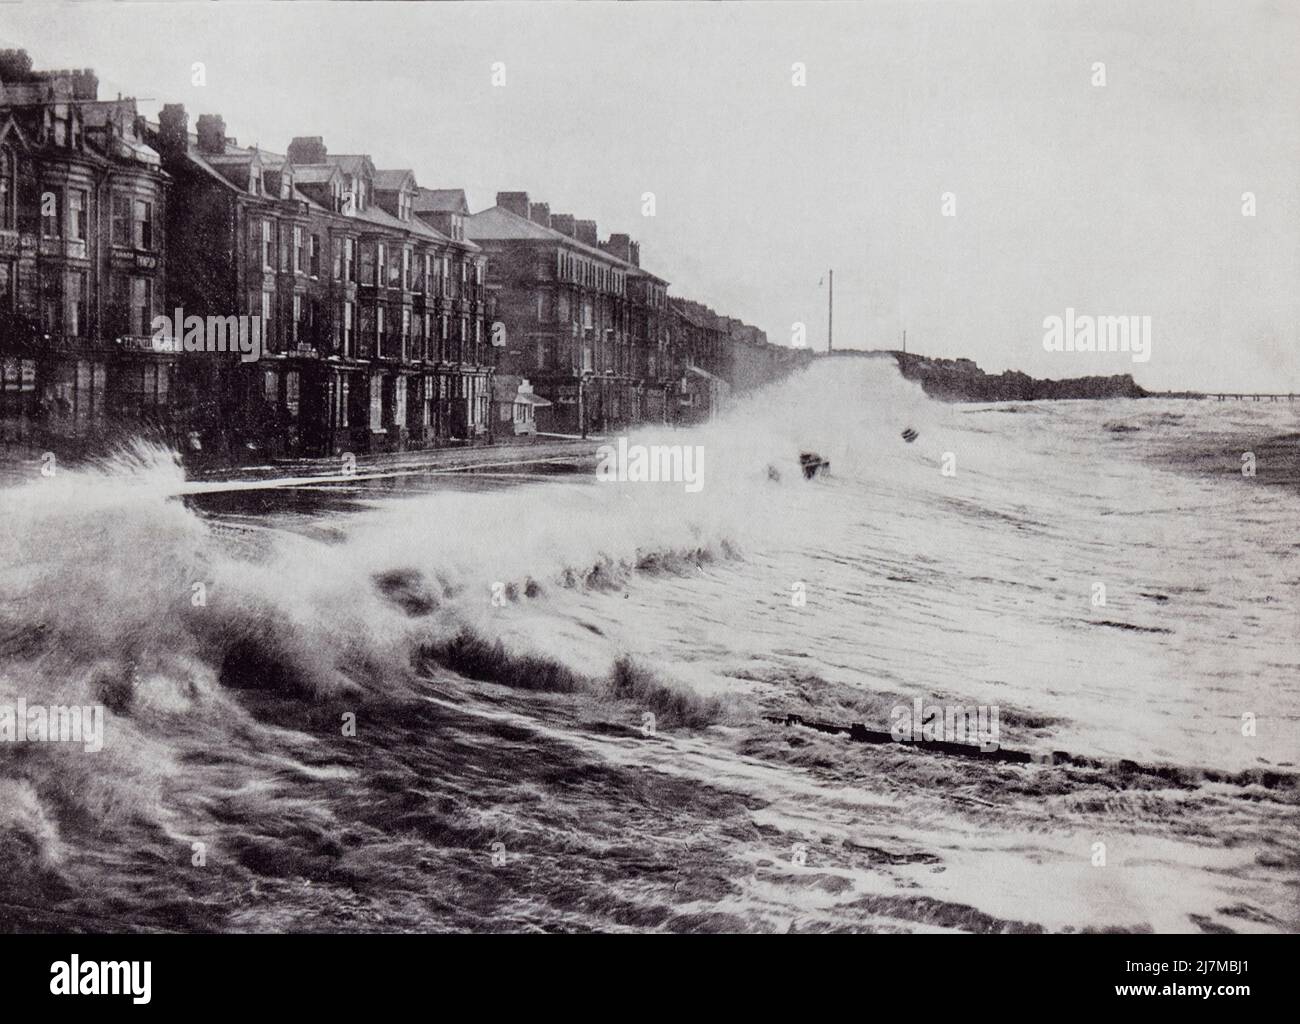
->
[287, 135, 327, 164]
[196, 113, 226, 155]
[158, 103, 189, 161]
[496, 191, 530, 219]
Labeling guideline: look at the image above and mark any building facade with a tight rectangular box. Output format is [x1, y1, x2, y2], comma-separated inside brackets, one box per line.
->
[469, 191, 678, 435]
[149, 109, 494, 458]
[2, 47, 808, 463]
[0, 50, 169, 451]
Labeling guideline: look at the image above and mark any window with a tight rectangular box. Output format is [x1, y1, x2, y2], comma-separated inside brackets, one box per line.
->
[293, 226, 304, 274]
[66, 271, 87, 337]
[0, 148, 13, 230]
[360, 244, 375, 286]
[402, 248, 411, 290]
[376, 306, 385, 355]
[401, 307, 411, 359]
[68, 189, 87, 240]
[422, 254, 431, 294]
[131, 277, 152, 336]
[343, 300, 354, 356]
[285, 371, 300, 418]
[311, 235, 322, 278]
[376, 244, 385, 286]
[345, 239, 356, 282]
[292, 293, 302, 344]
[0, 260, 13, 309]
[261, 291, 273, 350]
[112, 194, 131, 245]
[261, 220, 273, 270]
[41, 272, 62, 333]
[41, 188, 61, 237]
[133, 199, 153, 250]
[332, 238, 342, 280]
[119, 363, 171, 415]
[388, 247, 401, 288]
[359, 306, 374, 357]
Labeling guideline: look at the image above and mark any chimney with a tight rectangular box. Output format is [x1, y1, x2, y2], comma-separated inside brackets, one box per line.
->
[604, 233, 632, 263]
[575, 219, 598, 246]
[196, 113, 226, 155]
[287, 135, 327, 164]
[629, 241, 640, 267]
[551, 213, 576, 238]
[70, 68, 97, 101]
[0, 49, 34, 83]
[158, 104, 189, 162]
[530, 202, 551, 228]
[496, 191, 530, 219]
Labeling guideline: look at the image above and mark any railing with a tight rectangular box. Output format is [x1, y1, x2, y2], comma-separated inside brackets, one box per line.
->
[118, 334, 180, 353]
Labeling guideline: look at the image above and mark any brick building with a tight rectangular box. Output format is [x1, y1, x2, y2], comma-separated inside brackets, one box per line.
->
[0, 50, 169, 449]
[467, 192, 664, 435]
[148, 109, 493, 458]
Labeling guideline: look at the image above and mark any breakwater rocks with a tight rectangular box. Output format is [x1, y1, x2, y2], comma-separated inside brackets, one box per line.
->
[887, 351, 1148, 402]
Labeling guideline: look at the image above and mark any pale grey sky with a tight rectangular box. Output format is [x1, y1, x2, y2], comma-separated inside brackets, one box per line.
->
[3, 0, 1297, 391]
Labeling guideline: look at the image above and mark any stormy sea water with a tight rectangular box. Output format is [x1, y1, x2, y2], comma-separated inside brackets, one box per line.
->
[1, 356, 1296, 933]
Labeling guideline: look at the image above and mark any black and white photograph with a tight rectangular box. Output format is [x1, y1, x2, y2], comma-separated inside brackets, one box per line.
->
[0, 0, 1294, 999]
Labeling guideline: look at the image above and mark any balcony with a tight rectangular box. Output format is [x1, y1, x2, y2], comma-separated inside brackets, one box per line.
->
[39, 237, 89, 261]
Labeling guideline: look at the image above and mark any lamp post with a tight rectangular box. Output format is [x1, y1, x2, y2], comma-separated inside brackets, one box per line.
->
[578, 369, 594, 439]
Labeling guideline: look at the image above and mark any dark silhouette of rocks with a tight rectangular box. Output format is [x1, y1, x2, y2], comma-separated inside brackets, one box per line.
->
[884, 351, 1148, 402]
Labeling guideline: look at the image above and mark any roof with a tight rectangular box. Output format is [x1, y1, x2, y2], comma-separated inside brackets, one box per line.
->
[466, 205, 647, 274]
[289, 164, 341, 184]
[352, 203, 479, 249]
[373, 168, 415, 191]
[413, 188, 469, 214]
[326, 154, 373, 176]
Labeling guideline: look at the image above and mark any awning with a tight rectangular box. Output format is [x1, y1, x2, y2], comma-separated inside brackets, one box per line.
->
[514, 392, 552, 408]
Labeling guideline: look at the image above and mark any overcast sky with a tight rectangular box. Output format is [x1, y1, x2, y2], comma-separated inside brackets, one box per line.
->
[3, 1, 1297, 391]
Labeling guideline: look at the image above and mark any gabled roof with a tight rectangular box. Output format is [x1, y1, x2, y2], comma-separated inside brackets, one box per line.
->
[414, 188, 469, 214]
[373, 168, 415, 191]
[326, 153, 374, 177]
[291, 163, 342, 185]
[0, 113, 31, 150]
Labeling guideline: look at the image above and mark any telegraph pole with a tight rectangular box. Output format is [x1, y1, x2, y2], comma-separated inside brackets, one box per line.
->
[827, 269, 833, 353]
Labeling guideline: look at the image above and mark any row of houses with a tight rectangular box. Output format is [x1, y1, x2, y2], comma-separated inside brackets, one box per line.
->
[0, 49, 811, 460]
